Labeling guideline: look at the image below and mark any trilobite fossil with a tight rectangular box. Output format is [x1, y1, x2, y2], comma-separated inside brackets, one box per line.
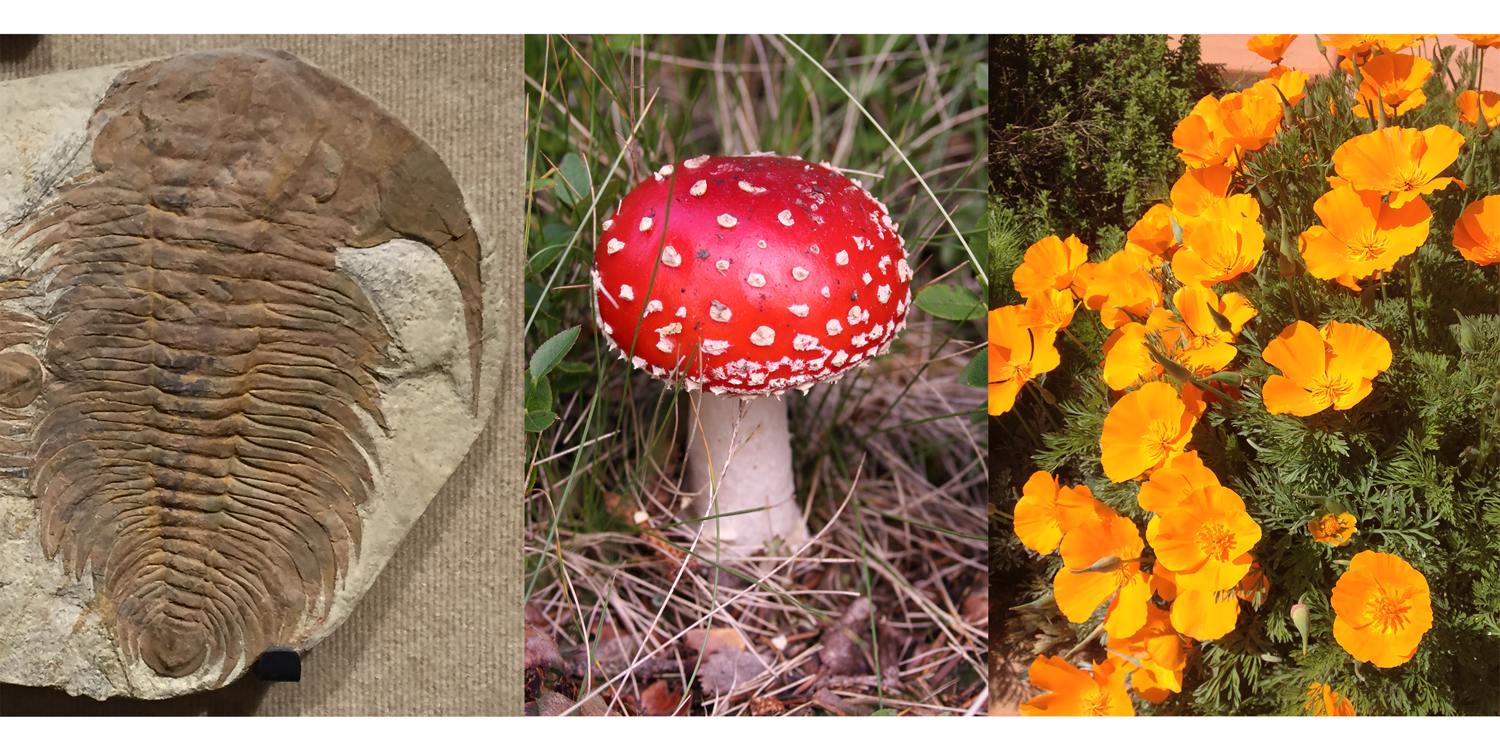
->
[0, 48, 483, 685]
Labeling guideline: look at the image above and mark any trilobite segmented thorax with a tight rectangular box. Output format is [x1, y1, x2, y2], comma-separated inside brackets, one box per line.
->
[9, 49, 483, 682]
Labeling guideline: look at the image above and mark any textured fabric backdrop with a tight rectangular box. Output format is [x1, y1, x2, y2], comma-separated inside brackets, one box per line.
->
[0, 34, 523, 717]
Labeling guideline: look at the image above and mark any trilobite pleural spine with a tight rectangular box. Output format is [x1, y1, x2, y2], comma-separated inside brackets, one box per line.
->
[14, 50, 482, 681]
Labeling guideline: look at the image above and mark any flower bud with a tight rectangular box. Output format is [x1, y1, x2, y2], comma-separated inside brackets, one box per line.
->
[1010, 592, 1056, 611]
[1207, 304, 1234, 333]
[1147, 347, 1196, 384]
[1291, 602, 1310, 655]
[1455, 310, 1475, 355]
[1065, 621, 1109, 658]
[1204, 370, 1244, 387]
[1278, 251, 1298, 279]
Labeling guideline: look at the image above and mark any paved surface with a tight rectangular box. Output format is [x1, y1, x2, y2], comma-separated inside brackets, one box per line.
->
[1185, 34, 1500, 89]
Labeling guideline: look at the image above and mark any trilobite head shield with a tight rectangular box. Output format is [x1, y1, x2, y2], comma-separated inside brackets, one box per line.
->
[6, 48, 484, 684]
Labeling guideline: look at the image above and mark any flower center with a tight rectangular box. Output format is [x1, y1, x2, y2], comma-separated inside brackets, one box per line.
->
[997, 362, 1033, 383]
[1349, 234, 1389, 262]
[1143, 419, 1182, 463]
[1398, 170, 1428, 191]
[1367, 588, 1413, 634]
[1316, 516, 1342, 537]
[1195, 521, 1236, 562]
[1081, 688, 1113, 717]
[1312, 375, 1355, 405]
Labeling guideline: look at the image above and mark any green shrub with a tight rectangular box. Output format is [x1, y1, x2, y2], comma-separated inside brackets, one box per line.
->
[988, 33, 1221, 300]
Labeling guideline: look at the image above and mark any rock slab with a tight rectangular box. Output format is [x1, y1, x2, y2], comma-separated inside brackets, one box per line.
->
[0, 48, 495, 700]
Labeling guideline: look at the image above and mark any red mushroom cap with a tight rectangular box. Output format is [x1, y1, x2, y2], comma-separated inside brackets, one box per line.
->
[593, 154, 912, 396]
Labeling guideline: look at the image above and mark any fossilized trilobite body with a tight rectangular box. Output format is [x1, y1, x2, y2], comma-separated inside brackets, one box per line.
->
[2, 49, 483, 686]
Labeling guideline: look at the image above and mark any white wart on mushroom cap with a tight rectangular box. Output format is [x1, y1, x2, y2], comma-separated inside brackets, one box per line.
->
[593, 154, 913, 396]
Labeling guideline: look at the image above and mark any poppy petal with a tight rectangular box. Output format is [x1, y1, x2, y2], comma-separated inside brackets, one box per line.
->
[1262, 321, 1327, 388]
[1170, 589, 1240, 640]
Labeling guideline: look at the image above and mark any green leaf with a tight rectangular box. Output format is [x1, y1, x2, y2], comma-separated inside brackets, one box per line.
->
[528, 243, 570, 277]
[530, 326, 581, 380]
[552, 360, 591, 375]
[524, 410, 557, 432]
[914, 284, 985, 321]
[554, 152, 591, 206]
[870, 708, 899, 717]
[960, 347, 988, 388]
[525, 374, 553, 413]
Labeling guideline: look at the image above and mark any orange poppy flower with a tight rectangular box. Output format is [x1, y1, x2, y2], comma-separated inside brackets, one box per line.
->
[1455, 35, 1500, 48]
[1345, 53, 1431, 119]
[1457, 90, 1500, 129]
[1174, 95, 1238, 168]
[1332, 125, 1466, 209]
[1266, 66, 1309, 107]
[1109, 602, 1187, 703]
[1054, 512, 1153, 639]
[1014, 471, 1109, 555]
[1325, 34, 1421, 58]
[989, 305, 1061, 416]
[1247, 34, 1298, 65]
[1309, 512, 1358, 546]
[1100, 381, 1198, 483]
[1020, 655, 1135, 716]
[1023, 287, 1079, 332]
[1453, 195, 1500, 265]
[1173, 213, 1266, 287]
[1014, 235, 1090, 299]
[1305, 683, 1357, 716]
[1138, 451, 1220, 514]
[1221, 82, 1284, 153]
[1125, 204, 1179, 262]
[1262, 320, 1392, 416]
[1331, 550, 1433, 668]
[1299, 184, 1431, 287]
[1169, 588, 1241, 641]
[1148, 484, 1261, 591]
[1082, 249, 1164, 330]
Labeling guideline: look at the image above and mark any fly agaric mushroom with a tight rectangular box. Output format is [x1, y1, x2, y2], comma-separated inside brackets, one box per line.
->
[592, 154, 912, 553]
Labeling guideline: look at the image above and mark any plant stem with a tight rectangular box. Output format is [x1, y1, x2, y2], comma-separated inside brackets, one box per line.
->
[1063, 326, 1102, 367]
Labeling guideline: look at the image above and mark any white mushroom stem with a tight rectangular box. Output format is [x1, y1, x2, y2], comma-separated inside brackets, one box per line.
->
[685, 392, 810, 555]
